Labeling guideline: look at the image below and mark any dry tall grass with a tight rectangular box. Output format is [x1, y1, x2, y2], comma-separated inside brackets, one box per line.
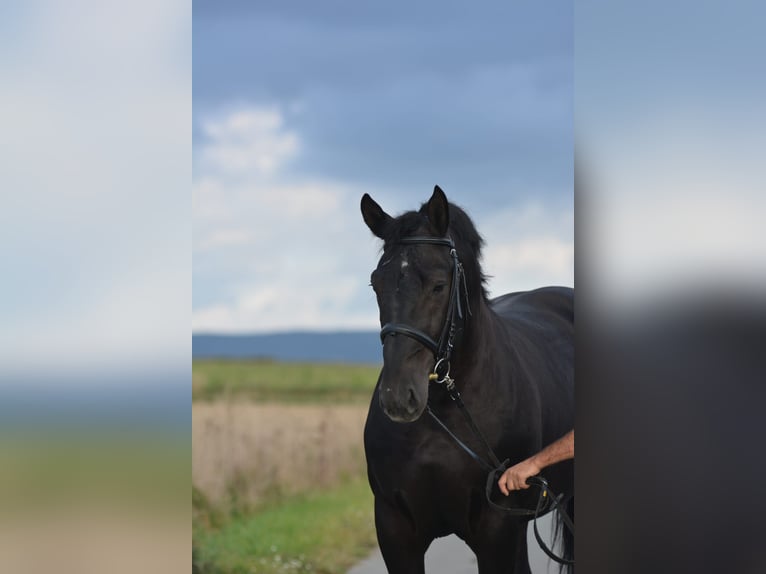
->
[193, 401, 369, 507]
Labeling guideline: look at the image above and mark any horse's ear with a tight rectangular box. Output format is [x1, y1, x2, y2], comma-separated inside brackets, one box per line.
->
[361, 193, 392, 239]
[427, 185, 450, 236]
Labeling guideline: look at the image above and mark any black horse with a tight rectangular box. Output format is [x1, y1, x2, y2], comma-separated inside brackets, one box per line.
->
[360, 186, 574, 573]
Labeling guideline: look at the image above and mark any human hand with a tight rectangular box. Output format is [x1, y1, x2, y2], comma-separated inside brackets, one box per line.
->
[497, 458, 541, 496]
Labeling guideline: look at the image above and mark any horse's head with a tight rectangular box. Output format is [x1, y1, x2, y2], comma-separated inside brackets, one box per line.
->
[361, 186, 484, 423]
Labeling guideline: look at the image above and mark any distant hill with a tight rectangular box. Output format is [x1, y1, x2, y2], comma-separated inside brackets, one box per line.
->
[192, 331, 382, 364]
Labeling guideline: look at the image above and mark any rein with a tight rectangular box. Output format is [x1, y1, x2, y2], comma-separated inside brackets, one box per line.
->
[427, 379, 575, 566]
[378, 234, 574, 567]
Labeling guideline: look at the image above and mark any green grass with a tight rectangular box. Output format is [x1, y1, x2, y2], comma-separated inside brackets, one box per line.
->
[192, 360, 380, 403]
[193, 478, 376, 574]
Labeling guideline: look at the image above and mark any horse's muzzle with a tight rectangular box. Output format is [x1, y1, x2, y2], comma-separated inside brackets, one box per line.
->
[379, 379, 426, 423]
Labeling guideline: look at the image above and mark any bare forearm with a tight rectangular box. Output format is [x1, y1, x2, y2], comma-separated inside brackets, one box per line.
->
[530, 429, 574, 469]
[498, 429, 574, 495]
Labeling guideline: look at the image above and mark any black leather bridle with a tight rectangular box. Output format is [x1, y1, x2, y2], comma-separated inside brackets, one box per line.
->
[378, 235, 469, 379]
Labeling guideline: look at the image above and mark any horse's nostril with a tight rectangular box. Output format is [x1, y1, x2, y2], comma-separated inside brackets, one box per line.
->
[407, 387, 417, 407]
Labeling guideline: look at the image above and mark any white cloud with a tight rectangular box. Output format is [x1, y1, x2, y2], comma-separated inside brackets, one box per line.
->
[193, 277, 379, 333]
[193, 105, 380, 332]
[200, 108, 299, 176]
[484, 238, 574, 294]
[478, 201, 574, 296]
[193, 178, 350, 255]
[259, 184, 341, 218]
[193, 178, 230, 220]
[198, 228, 253, 251]
[193, 190, 381, 332]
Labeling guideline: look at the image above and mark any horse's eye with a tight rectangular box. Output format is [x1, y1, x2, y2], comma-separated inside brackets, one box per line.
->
[432, 283, 446, 294]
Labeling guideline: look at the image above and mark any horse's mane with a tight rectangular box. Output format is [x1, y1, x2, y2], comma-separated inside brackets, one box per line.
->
[380, 200, 489, 303]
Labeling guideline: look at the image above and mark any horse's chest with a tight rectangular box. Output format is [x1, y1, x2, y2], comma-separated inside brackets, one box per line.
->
[370, 430, 478, 498]
[373, 446, 483, 536]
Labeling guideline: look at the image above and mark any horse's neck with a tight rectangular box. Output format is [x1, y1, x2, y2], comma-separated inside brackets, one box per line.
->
[451, 300, 533, 441]
[453, 299, 509, 380]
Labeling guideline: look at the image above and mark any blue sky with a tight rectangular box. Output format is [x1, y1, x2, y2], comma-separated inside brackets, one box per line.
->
[193, 1, 573, 333]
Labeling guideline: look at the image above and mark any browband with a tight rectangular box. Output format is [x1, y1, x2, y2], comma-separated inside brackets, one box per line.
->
[397, 236, 454, 248]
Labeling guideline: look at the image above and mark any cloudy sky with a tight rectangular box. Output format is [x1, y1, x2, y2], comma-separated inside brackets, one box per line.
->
[576, 2, 766, 305]
[193, 1, 573, 333]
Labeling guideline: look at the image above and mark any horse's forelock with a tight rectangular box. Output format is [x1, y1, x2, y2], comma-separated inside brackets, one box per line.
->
[380, 210, 422, 247]
[382, 202, 488, 301]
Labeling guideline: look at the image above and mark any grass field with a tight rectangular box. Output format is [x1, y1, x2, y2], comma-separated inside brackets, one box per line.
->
[193, 478, 376, 574]
[192, 360, 380, 403]
[193, 360, 381, 574]
[193, 403, 368, 505]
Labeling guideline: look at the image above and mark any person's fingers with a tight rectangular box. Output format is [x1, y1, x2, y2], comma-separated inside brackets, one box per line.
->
[505, 472, 518, 492]
[498, 473, 510, 496]
[499, 467, 540, 494]
[498, 474, 509, 496]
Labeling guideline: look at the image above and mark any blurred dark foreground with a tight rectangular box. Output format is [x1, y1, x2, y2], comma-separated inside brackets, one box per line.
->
[578, 292, 766, 573]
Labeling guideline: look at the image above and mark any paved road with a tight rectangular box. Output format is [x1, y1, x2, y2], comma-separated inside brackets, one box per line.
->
[348, 513, 561, 574]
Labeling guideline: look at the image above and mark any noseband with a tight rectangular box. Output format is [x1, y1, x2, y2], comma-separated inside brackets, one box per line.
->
[378, 235, 469, 377]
